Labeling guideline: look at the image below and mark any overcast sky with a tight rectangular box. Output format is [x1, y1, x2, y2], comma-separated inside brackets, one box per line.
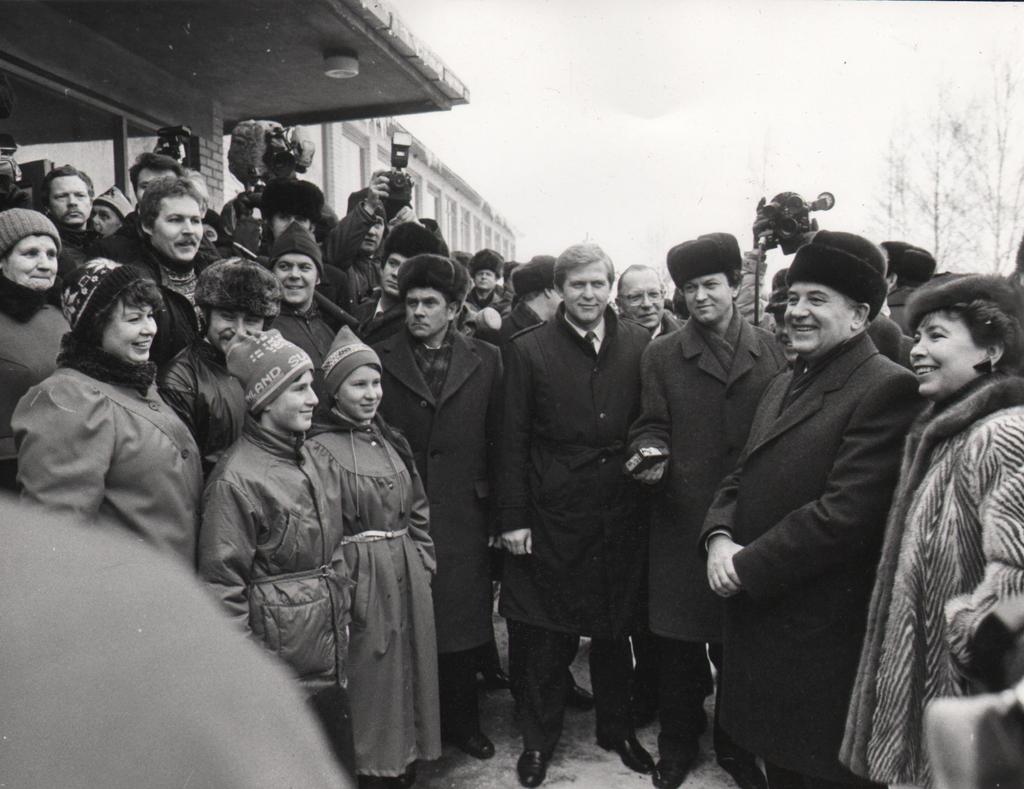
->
[389, 0, 1023, 277]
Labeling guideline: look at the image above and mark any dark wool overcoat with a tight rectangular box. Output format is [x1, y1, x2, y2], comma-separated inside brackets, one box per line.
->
[374, 329, 502, 654]
[628, 317, 784, 642]
[700, 332, 921, 783]
[498, 307, 650, 638]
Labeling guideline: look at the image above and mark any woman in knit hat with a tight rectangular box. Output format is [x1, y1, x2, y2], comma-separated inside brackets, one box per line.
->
[843, 274, 1024, 788]
[0, 208, 68, 490]
[198, 329, 356, 775]
[306, 327, 441, 788]
[12, 258, 202, 564]
[159, 258, 282, 477]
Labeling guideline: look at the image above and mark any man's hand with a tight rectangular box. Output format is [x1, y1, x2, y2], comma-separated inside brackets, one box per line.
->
[363, 170, 390, 215]
[707, 534, 743, 597]
[501, 528, 532, 556]
[388, 204, 417, 229]
[633, 459, 668, 485]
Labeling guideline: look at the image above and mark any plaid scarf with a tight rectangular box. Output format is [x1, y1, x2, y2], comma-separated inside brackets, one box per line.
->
[410, 325, 454, 400]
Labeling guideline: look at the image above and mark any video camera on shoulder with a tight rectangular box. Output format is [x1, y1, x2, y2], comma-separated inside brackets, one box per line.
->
[754, 191, 835, 255]
[384, 131, 414, 218]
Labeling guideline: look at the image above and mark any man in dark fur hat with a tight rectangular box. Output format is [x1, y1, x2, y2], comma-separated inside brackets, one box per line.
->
[159, 259, 282, 477]
[372, 253, 503, 764]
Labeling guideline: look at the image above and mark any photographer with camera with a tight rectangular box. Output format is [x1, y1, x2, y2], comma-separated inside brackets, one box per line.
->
[39, 164, 96, 275]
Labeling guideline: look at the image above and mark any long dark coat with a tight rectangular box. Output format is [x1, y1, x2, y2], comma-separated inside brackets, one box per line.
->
[628, 317, 784, 642]
[374, 329, 502, 654]
[498, 307, 649, 638]
[700, 333, 921, 783]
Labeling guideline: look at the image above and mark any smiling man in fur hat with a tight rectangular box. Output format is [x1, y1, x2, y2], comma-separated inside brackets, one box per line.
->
[701, 230, 921, 788]
[159, 258, 282, 477]
[372, 253, 503, 764]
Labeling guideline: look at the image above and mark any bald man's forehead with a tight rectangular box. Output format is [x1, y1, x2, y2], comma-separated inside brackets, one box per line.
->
[619, 268, 663, 294]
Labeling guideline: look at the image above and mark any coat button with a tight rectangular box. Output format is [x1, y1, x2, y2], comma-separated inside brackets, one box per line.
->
[598, 412, 606, 420]
[148, 401, 160, 411]
[419, 400, 428, 408]
[599, 457, 607, 464]
[181, 449, 190, 459]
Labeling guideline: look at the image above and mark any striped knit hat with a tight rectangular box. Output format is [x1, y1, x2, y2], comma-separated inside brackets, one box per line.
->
[226, 329, 313, 415]
[61, 259, 144, 339]
[322, 326, 380, 394]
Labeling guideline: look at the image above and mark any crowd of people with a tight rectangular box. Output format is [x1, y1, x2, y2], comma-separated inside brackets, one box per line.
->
[3, 149, 1024, 789]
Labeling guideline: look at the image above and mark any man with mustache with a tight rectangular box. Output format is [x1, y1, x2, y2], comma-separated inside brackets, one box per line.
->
[40, 164, 96, 275]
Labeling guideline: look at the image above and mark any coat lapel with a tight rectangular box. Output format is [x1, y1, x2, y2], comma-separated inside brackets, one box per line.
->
[746, 333, 878, 457]
[678, 321, 729, 384]
[725, 319, 760, 390]
[379, 332, 436, 406]
[437, 333, 481, 409]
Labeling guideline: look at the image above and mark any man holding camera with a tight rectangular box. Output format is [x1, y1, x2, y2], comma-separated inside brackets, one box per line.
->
[701, 231, 920, 789]
[499, 243, 652, 787]
[629, 233, 783, 789]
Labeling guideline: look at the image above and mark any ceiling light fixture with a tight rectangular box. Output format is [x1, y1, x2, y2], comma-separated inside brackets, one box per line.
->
[323, 50, 359, 79]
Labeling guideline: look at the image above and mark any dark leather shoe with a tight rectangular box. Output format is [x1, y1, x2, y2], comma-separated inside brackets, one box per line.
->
[717, 755, 767, 789]
[481, 666, 512, 690]
[565, 680, 595, 710]
[517, 749, 549, 787]
[652, 756, 696, 789]
[598, 734, 655, 774]
[450, 730, 495, 759]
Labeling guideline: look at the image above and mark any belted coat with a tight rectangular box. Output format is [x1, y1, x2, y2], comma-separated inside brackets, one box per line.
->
[628, 316, 784, 642]
[700, 333, 921, 783]
[373, 328, 502, 654]
[498, 307, 650, 638]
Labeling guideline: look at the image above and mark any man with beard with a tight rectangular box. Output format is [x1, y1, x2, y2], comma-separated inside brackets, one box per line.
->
[499, 243, 652, 787]
[702, 231, 920, 789]
[40, 165, 96, 275]
[616, 265, 681, 338]
[629, 233, 784, 789]
[356, 221, 448, 345]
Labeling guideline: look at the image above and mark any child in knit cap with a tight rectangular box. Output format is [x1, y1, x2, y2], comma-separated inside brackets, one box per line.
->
[198, 328, 356, 774]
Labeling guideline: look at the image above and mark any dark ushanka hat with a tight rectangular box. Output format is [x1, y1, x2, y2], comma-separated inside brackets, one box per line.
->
[880, 241, 936, 284]
[469, 248, 504, 276]
[787, 230, 887, 319]
[511, 255, 556, 296]
[906, 274, 1021, 333]
[261, 178, 324, 224]
[196, 259, 282, 318]
[666, 232, 742, 289]
[397, 253, 470, 303]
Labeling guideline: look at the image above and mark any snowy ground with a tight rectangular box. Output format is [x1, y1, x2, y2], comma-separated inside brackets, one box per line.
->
[418, 616, 737, 789]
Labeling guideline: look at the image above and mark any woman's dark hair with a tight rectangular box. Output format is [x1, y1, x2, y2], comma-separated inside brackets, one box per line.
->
[87, 279, 163, 346]
[927, 301, 1023, 372]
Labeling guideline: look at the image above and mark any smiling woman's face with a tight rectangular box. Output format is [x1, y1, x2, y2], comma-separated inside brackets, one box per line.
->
[911, 310, 996, 403]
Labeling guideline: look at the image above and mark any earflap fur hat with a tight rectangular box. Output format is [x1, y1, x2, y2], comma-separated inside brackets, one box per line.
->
[261, 178, 324, 224]
[397, 253, 470, 303]
[666, 232, 741, 289]
[787, 230, 888, 319]
[881, 241, 936, 285]
[196, 259, 282, 319]
[469, 248, 504, 276]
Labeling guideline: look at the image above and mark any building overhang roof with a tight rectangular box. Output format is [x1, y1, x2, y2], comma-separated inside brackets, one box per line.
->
[0, 0, 468, 141]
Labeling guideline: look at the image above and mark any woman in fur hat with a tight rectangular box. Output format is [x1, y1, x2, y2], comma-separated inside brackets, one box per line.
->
[12, 259, 202, 564]
[306, 328, 441, 788]
[0, 209, 68, 490]
[842, 274, 1024, 788]
[159, 258, 281, 477]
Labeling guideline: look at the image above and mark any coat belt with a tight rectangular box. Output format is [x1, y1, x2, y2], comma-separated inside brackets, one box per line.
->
[341, 527, 409, 544]
[537, 438, 625, 471]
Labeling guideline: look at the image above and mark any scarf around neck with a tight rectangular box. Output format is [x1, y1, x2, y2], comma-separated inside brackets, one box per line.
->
[56, 333, 157, 396]
[0, 273, 51, 323]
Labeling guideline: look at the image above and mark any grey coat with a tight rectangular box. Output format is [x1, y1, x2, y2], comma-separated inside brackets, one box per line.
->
[629, 317, 784, 642]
